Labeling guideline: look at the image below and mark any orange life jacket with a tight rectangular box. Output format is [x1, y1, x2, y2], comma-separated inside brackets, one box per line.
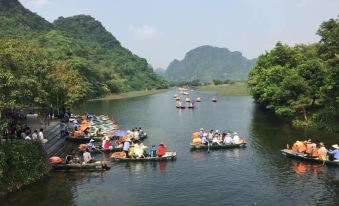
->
[192, 137, 202, 144]
[49, 156, 63, 164]
[192, 132, 199, 139]
[112, 152, 126, 158]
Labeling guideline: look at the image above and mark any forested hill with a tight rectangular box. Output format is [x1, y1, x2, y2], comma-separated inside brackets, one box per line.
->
[0, 0, 167, 98]
[165, 45, 256, 83]
[0, 0, 52, 38]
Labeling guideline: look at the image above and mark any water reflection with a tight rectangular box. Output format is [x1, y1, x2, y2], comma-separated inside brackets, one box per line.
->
[291, 160, 325, 176]
[2, 173, 74, 206]
[123, 161, 169, 172]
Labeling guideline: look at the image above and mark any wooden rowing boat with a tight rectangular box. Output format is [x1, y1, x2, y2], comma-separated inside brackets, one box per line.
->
[190, 143, 246, 150]
[176, 105, 185, 109]
[65, 136, 103, 143]
[65, 134, 147, 143]
[50, 161, 111, 171]
[280, 149, 339, 166]
[111, 152, 177, 162]
[89, 147, 123, 154]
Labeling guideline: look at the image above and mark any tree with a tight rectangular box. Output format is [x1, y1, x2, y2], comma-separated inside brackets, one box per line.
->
[297, 59, 326, 106]
[48, 60, 89, 108]
[0, 39, 51, 112]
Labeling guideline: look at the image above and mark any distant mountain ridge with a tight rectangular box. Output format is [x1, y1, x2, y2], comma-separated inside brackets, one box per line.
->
[166, 45, 256, 83]
[154, 68, 166, 76]
[0, 0, 167, 96]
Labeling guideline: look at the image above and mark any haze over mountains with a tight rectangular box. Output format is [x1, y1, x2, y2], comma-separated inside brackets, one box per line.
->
[0, 0, 167, 97]
[165, 45, 256, 83]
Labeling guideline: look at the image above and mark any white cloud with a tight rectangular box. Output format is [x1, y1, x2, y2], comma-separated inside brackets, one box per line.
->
[129, 24, 159, 40]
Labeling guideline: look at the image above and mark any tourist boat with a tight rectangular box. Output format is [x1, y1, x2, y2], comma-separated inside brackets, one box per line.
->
[188, 105, 194, 109]
[280, 149, 339, 166]
[196, 97, 201, 102]
[175, 96, 180, 101]
[185, 97, 191, 102]
[190, 142, 247, 150]
[50, 161, 111, 171]
[65, 136, 103, 143]
[66, 133, 147, 143]
[176, 105, 186, 109]
[212, 97, 217, 102]
[89, 147, 123, 154]
[111, 152, 177, 162]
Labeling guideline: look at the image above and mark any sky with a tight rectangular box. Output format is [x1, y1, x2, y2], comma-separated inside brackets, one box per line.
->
[20, 0, 339, 69]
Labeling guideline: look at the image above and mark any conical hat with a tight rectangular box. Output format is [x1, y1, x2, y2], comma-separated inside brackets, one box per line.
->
[332, 144, 339, 149]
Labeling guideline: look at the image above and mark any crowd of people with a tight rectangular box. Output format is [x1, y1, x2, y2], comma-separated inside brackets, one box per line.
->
[191, 128, 245, 145]
[291, 139, 339, 161]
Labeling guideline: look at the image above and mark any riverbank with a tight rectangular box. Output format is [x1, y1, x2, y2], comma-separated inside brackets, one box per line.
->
[90, 89, 169, 101]
[197, 82, 249, 96]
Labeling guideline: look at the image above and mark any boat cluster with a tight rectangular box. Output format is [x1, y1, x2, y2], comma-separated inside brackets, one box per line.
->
[50, 114, 178, 171]
[174, 88, 218, 109]
[65, 114, 118, 139]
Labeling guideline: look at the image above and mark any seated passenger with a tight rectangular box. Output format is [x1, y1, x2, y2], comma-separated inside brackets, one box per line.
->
[133, 129, 140, 140]
[328, 144, 339, 161]
[128, 143, 135, 158]
[102, 137, 112, 149]
[212, 136, 221, 145]
[233, 132, 241, 144]
[86, 139, 96, 150]
[223, 133, 233, 144]
[134, 143, 146, 158]
[83, 149, 94, 163]
[305, 140, 314, 155]
[66, 153, 80, 164]
[292, 141, 307, 153]
[157, 143, 167, 157]
[208, 130, 214, 141]
[150, 145, 157, 157]
[318, 142, 328, 160]
[202, 133, 209, 145]
[123, 139, 131, 157]
[199, 128, 204, 137]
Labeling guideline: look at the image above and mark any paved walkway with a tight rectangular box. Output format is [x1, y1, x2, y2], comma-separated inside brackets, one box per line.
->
[27, 114, 71, 157]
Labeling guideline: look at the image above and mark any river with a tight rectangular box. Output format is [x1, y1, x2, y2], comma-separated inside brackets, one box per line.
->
[3, 90, 339, 206]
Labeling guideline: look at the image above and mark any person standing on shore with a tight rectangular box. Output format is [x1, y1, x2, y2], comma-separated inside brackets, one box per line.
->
[38, 128, 48, 151]
[32, 130, 38, 140]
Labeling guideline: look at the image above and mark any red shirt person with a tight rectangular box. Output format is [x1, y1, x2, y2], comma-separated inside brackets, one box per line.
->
[157, 143, 167, 157]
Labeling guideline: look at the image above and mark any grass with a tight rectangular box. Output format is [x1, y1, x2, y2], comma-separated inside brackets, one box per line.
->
[90, 89, 169, 101]
[197, 82, 249, 96]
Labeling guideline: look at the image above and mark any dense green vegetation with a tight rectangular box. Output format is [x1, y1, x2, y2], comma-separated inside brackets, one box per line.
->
[0, 0, 167, 100]
[248, 17, 339, 131]
[0, 141, 49, 196]
[166, 45, 256, 83]
[0, 0, 168, 132]
[0, 39, 88, 117]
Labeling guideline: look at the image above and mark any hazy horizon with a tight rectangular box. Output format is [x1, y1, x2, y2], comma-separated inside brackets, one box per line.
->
[21, 0, 339, 69]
